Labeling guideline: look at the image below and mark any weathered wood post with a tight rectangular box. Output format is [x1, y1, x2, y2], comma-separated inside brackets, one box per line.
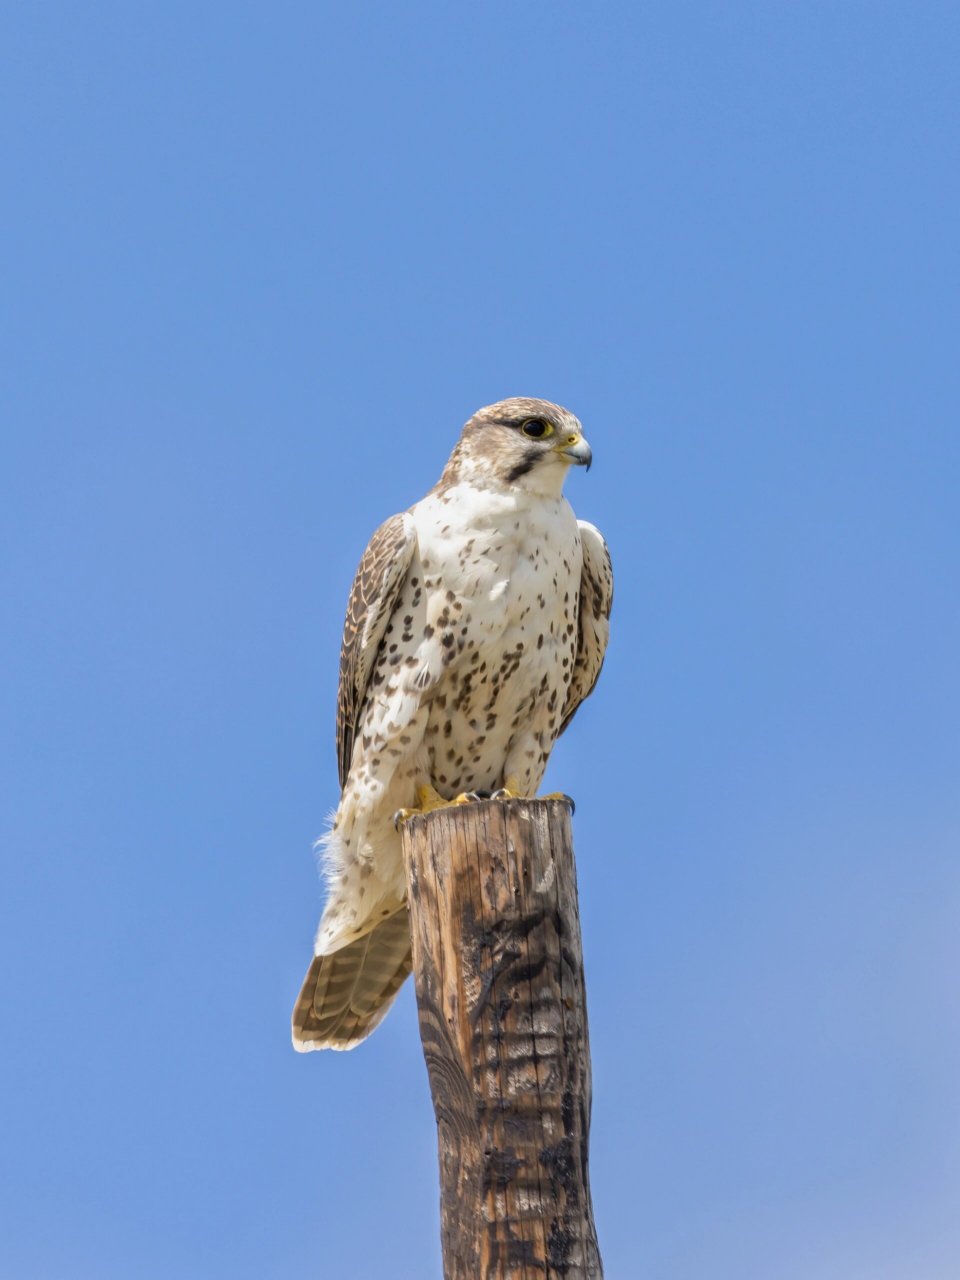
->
[400, 796, 603, 1279]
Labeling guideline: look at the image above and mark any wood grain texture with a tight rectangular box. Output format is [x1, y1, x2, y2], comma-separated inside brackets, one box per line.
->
[401, 798, 603, 1280]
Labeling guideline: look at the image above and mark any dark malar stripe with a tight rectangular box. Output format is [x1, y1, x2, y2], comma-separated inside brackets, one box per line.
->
[505, 449, 541, 484]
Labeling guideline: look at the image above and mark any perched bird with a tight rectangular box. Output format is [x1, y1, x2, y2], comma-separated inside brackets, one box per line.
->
[292, 397, 613, 1051]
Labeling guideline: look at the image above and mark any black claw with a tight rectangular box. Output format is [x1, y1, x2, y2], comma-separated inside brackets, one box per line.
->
[392, 809, 406, 831]
[469, 788, 493, 800]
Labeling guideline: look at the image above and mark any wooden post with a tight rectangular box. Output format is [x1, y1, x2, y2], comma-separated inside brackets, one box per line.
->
[400, 797, 603, 1280]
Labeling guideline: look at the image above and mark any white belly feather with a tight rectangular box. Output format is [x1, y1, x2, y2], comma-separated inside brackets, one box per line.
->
[316, 481, 582, 953]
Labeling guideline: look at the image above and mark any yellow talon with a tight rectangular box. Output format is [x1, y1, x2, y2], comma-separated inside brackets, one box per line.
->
[393, 783, 487, 829]
[542, 791, 576, 813]
[394, 779, 573, 829]
[492, 777, 575, 813]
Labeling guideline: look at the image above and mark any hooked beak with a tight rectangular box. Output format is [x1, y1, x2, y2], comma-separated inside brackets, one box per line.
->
[556, 433, 593, 471]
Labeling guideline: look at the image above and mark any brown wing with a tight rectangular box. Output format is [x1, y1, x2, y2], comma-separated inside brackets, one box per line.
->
[335, 511, 417, 788]
[559, 520, 614, 736]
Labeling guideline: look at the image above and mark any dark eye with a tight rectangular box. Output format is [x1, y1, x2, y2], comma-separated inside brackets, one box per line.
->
[520, 418, 553, 439]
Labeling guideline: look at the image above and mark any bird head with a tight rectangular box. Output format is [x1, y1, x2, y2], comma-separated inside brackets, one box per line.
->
[441, 397, 592, 496]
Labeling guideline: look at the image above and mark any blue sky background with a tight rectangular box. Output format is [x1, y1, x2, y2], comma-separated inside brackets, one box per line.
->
[2, 3, 958, 1277]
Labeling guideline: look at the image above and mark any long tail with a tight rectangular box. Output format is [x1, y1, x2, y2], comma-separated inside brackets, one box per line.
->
[291, 907, 412, 1051]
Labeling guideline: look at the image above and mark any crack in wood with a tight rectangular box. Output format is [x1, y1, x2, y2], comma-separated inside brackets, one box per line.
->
[402, 798, 603, 1279]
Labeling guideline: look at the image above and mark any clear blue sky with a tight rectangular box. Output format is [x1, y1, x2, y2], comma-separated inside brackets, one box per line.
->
[2, 3, 958, 1277]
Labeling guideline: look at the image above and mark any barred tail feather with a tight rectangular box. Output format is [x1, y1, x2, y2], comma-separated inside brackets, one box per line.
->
[291, 908, 412, 1051]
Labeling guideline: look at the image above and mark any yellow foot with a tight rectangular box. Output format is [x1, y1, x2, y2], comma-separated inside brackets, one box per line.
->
[393, 784, 490, 829]
[393, 780, 575, 828]
[393, 784, 446, 829]
[541, 791, 576, 814]
[489, 774, 524, 801]
[415, 783, 450, 813]
[490, 777, 576, 814]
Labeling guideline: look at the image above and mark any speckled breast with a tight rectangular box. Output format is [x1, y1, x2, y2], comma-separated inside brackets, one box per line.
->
[415, 493, 583, 796]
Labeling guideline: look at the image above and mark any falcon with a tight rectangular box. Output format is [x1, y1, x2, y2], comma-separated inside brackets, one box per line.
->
[292, 397, 613, 1051]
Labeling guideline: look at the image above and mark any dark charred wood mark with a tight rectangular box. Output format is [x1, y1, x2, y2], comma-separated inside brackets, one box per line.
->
[400, 799, 602, 1279]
